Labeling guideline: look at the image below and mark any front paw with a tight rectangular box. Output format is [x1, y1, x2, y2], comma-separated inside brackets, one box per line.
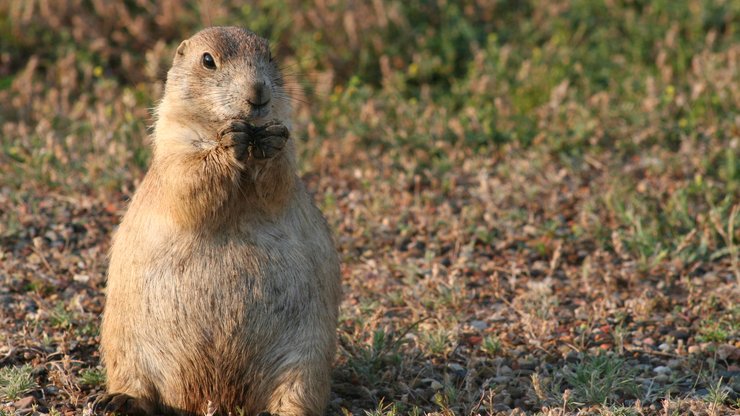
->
[92, 392, 147, 415]
[251, 121, 290, 160]
[217, 120, 254, 160]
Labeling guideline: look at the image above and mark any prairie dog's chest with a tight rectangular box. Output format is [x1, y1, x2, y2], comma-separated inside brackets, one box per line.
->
[151, 221, 311, 297]
[142, 222, 313, 331]
[168, 222, 307, 281]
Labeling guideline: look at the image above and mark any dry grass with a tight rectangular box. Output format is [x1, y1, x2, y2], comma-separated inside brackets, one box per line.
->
[1, 0, 739, 415]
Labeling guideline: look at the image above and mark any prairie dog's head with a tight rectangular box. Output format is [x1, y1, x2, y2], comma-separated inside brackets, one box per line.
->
[159, 27, 290, 133]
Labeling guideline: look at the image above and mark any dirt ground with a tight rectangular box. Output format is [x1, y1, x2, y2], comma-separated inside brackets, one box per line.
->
[1, 1, 738, 415]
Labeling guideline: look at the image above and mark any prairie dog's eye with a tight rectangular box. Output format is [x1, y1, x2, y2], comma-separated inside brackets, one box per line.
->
[202, 53, 216, 69]
[268, 51, 273, 62]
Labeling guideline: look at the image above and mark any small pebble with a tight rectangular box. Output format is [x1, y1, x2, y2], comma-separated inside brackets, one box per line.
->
[73, 273, 90, 283]
[654, 374, 669, 383]
[670, 330, 690, 340]
[717, 344, 740, 361]
[658, 343, 671, 352]
[470, 320, 488, 331]
[13, 396, 36, 409]
[688, 345, 700, 354]
[492, 376, 511, 384]
[509, 387, 524, 398]
[653, 366, 671, 375]
[517, 359, 537, 370]
[667, 359, 681, 370]
[447, 363, 466, 377]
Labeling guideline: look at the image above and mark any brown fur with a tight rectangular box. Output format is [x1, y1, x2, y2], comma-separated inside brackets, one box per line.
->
[99, 27, 341, 416]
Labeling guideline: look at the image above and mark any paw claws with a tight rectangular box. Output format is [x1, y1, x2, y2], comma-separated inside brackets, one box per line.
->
[218, 119, 290, 160]
[92, 393, 145, 415]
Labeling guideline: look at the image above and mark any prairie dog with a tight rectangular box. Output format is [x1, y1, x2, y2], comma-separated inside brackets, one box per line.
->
[98, 27, 341, 416]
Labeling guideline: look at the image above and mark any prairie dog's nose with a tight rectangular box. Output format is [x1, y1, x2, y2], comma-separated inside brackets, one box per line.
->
[247, 81, 271, 107]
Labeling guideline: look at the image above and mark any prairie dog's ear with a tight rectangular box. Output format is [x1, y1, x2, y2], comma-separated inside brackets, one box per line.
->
[174, 40, 189, 61]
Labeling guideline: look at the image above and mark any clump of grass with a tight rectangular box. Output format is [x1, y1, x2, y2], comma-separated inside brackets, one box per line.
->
[432, 390, 457, 416]
[561, 354, 640, 406]
[481, 335, 501, 356]
[704, 378, 732, 410]
[48, 302, 74, 329]
[697, 324, 730, 343]
[362, 399, 399, 416]
[78, 368, 105, 387]
[0, 364, 37, 400]
[696, 316, 737, 343]
[345, 328, 404, 388]
[598, 406, 642, 416]
[419, 328, 453, 356]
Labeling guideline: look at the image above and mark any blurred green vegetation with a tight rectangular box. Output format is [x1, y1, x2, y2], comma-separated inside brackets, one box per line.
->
[0, 0, 738, 281]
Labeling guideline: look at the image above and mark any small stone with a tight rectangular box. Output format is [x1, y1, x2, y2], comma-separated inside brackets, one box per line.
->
[688, 345, 701, 354]
[635, 364, 652, 372]
[73, 274, 90, 283]
[492, 376, 511, 384]
[511, 346, 527, 357]
[13, 396, 36, 409]
[509, 387, 524, 398]
[703, 273, 719, 283]
[658, 343, 671, 352]
[667, 359, 681, 370]
[654, 374, 669, 383]
[447, 363, 466, 377]
[470, 320, 488, 331]
[499, 365, 513, 375]
[430, 380, 443, 391]
[643, 337, 656, 346]
[0, 295, 12, 306]
[717, 344, 740, 361]
[653, 366, 671, 375]
[718, 370, 740, 380]
[670, 330, 690, 340]
[517, 359, 537, 370]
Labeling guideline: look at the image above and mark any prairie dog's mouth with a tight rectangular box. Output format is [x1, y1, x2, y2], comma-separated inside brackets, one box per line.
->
[240, 105, 271, 123]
